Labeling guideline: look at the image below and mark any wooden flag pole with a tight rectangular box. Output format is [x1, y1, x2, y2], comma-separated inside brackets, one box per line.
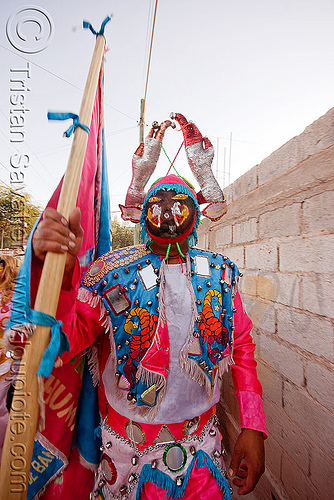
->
[0, 33, 106, 499]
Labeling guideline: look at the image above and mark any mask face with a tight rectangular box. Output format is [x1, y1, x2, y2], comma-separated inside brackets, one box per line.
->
[145, 189, 196, 241]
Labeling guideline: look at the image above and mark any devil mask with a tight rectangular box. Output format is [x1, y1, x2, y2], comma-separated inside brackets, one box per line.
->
[140, 174, 201, 246]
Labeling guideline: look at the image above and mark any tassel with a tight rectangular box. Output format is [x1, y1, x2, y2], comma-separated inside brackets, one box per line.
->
[87, 345, 99, 387]
[2, 322, 36, 352]
[136, 450, 231, 499]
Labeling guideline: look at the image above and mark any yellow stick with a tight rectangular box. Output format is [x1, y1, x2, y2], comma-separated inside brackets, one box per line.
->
[0, 34, 106, 499]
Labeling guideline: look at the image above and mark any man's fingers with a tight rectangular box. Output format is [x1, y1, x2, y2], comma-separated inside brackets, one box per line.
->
[35, 223, 75, 248]
[236, 462, 261, 495]
[43, 207, 68, 227]
[68, 207, 83, 238]
[34, 229, 73, 251]
[33, 208, 82, 262]
[229, 449, 243, 478]
[233, 477, 246, 487]
[230, 429, 265, 495]
[33, 238, 69, 259]
[235, 466, 248, 479]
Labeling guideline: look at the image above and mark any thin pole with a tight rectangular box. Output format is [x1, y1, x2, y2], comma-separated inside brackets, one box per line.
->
[143, 0, 159, 103]
[216, 136, 219, 182]
[139, 98, 145, 143]
[140, 0, 158, 134]
[223, 146, 226, 188]
[134, 98, 145, 245]
[228, 132, 232, 185]
[134, 0, 158, 245]
[0, 34, 106, 500]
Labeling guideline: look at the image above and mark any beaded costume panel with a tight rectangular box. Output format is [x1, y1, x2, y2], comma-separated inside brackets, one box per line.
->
[79, 245, 239, 419]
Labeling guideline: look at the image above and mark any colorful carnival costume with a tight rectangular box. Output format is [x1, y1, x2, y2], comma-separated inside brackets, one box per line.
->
[4, 114, 266, 499]
[55, 173, 266, 499]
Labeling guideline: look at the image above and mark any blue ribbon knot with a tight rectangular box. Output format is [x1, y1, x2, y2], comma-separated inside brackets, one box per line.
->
[47, 112, 90, 138]
[83, 15, 111, 37]
[27, 309, 70, 377]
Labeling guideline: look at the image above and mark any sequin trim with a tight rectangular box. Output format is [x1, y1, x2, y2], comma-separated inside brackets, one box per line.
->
[101, 414, 218, 456]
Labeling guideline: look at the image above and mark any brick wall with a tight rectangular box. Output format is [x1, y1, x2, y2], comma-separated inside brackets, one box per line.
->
[197, 108, 334, 500]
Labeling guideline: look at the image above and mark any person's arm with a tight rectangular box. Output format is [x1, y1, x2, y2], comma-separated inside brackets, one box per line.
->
[32, 206, 83, 292]
[60, 288, 107, 363]
[228, 291, 266, 495]
[6, 207, 107, 365]
[31, 206, 105, 359]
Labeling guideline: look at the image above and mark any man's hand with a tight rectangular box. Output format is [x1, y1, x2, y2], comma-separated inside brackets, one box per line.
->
[229, 429, 265, 495]
[33, 207, 83, 288]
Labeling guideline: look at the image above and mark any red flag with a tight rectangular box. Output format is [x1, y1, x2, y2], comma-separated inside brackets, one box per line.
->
[27, 70, 111, 499]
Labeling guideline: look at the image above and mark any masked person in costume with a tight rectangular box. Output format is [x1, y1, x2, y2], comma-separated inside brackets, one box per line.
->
[29, 114, 266, 499]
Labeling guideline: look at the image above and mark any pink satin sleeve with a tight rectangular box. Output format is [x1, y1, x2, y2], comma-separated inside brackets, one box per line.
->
[54, 260, 105, 363]
[237, 390, 267, 436]
[55, 258, 81, 319]
[231, 292, 267, 437]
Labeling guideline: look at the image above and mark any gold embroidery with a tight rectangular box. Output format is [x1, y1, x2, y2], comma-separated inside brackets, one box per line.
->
[83, 245, 149, 287]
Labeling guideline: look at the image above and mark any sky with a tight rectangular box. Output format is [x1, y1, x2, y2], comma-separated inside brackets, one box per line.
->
[1, 0, 334, 217]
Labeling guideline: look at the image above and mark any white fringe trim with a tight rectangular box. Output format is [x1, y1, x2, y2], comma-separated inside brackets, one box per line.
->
[77, 287, 101, 308]
[136, 364, 166, 391]
[218, 355, 232, 378]
[158, 260, 167, 326]
[87, 344, 99, 387]
[180, 356, 213, 397]
[179, 255, 235, 398]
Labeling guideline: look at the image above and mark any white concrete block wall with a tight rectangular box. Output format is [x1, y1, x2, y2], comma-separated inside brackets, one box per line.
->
[198, 107, 334, 500]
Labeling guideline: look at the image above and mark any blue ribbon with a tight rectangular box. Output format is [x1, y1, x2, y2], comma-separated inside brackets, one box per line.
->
[47, 112, 90, 138]
[8, 217, 70, 378]
[27, 309, 70, 378]
[83, 15, 111, 37]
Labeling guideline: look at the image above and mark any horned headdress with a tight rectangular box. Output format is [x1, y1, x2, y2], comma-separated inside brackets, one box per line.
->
[119, 113, 227, 231]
